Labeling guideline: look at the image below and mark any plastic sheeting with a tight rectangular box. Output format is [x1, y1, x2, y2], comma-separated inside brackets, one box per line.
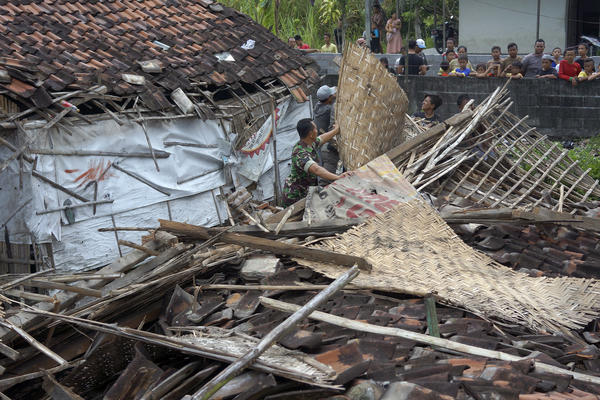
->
[1, 98, 310, 271]
[235, 98, 310, 184]
[304, 155, 419, 223]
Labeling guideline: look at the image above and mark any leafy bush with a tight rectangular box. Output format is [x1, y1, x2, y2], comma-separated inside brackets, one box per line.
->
[568, 135, 600, 180]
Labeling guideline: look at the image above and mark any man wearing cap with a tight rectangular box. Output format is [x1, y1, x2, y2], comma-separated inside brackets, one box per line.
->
[281, 118, 351, 207]
[415, 38, 428, 67]
[313, 85, 340, 181]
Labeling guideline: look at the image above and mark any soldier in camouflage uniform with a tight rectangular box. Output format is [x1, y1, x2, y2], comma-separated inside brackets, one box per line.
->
[282, 118, 350, 207]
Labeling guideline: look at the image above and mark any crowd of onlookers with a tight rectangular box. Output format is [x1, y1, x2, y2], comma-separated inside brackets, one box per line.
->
[289, 30, 599, 86]
[381, 38, 599, 86]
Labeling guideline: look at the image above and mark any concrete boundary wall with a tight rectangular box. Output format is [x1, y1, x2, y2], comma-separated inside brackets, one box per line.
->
[394, 76, 600, 138]
[311, 54, 600, 138]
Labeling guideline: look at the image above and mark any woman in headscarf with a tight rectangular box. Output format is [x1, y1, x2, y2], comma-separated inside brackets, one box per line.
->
[385, 12, 402, 54]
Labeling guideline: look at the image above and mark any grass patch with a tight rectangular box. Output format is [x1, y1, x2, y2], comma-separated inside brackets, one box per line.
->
[568, 135, 600, 181]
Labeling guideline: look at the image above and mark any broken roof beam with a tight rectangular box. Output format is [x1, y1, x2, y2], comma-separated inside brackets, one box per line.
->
[158, 219, 372, 271]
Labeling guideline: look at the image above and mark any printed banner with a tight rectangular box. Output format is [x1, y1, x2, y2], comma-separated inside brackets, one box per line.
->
[304, 154, 419, 222]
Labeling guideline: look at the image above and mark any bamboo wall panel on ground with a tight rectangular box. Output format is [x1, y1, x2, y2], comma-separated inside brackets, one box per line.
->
[301, 199, 600, 334]
[335, 43, 408, 170]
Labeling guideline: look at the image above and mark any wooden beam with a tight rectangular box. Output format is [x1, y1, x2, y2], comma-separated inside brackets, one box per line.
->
[159, 219, 372, 271]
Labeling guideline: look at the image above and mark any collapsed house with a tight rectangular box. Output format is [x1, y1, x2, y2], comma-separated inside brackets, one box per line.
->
[1, 14, 600, 400]
[0, 0, 319, 272]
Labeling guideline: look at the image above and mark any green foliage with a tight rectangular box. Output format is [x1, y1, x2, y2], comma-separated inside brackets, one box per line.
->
[568, 135, 600, 180]
[219, 0, 459, 50]
[319, 0, 341, 25]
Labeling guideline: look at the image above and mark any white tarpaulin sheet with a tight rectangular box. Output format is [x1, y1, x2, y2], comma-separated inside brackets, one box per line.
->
[235, 98, 310, 185]
[1, 97, 310, 271]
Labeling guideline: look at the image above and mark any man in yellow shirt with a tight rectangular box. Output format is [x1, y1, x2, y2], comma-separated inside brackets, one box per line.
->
[320, 33, 338, 53]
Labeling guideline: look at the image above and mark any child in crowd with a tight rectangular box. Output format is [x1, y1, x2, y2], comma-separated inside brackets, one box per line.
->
[501, 43, 521, 74]
[450, 54, 471, 77]
[442, 38, 456, 61]
[487, 45, 503, 76]
[537, 55, 558, 79]
[558, 47, 582, 86]
[473, 63, 493, 78]
[446, 49, 456, 65]
[578, 58, 598, 82]
[551, 47, 562, 69]
[438, 60, 450, 76]
[449, 46, 473, 71]
[504, 61, 523, 79]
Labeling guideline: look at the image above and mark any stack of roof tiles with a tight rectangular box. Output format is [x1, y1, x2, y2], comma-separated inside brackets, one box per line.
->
[0, 0, 318, 111]
[455, 223, 600, 279]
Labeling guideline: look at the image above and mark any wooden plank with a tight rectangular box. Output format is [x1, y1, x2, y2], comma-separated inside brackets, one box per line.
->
[159, 219, 372, 271]
[0, 342, 20, 361]
[265, 198, 305, 224]
[0, 240, 162, 342]
[230, 218, 363, 238]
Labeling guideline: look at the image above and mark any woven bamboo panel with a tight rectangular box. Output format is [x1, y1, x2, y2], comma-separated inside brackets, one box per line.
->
[336, 43, 408, 170]
[302, 200, 600, 334]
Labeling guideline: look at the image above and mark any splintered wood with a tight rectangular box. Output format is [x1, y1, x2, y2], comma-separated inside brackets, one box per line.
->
[301, 199, 600, 334]
[335, 43, 408, 170]
[387, 83, 600, 212]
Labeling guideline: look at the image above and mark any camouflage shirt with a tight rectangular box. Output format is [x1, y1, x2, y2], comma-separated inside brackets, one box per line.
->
[282, 137, 322, 207]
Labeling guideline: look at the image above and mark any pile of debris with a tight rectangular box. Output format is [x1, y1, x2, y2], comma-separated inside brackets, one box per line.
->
[1, 148, 600, 398]
[1, 215, 600, 399]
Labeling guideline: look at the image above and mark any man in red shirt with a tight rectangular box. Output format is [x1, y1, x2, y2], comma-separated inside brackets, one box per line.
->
[295, 35, 318, 53]
[294, 35, 310, 50]
[558, 47, 582, 86]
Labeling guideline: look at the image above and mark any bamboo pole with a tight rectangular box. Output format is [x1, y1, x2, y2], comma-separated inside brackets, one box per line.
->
[239, 209, 269, 233]
[32, 171, 89, 203]
[0, 268, 54, 291]
[137, 110, 160, 172]
[117, 240, 161, 256]
[187, 265, 359, 400]
[28, 149, 170, 158]
[261, 297, 600, 386]
[36, 199, 113, 215]
[0, 360, 84, 391]
[98, 227, 155, 232]
[112, 163, 171, 196]
[1, 198, 32, 229]
[0, 320, 67, 365]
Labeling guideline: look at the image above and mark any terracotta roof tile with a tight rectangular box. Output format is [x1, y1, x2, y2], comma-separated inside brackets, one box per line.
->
[0, 0, 317, 106]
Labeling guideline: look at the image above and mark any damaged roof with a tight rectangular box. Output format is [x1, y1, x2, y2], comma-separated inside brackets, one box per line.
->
[0, 0, 318, 105]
